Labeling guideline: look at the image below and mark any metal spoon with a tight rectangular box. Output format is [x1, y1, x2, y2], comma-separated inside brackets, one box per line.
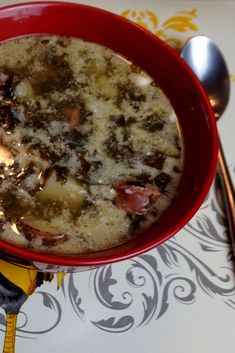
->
[181, 35, 235, 245]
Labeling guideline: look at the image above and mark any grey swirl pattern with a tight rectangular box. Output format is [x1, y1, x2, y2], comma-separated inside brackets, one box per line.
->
[0, 291, 62, 338]
[67, 274, 85, 320]
[65, 176, 235, 332]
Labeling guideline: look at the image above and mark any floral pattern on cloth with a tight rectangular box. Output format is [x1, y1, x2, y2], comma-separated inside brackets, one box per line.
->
[121, 8, 199, 51]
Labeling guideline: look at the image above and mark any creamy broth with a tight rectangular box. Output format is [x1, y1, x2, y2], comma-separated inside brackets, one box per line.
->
[0, 36, 183, 254]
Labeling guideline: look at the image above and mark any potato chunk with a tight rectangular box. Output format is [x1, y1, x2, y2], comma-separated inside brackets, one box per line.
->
[39, 173, 87, 208]
[14, 78, 35, 101]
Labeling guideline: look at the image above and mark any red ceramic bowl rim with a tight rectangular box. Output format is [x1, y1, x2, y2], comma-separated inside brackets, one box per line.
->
[0, 1, 219, 267]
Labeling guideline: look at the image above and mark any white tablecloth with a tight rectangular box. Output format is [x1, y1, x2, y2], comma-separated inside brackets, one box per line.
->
[0, 1, 235, 353]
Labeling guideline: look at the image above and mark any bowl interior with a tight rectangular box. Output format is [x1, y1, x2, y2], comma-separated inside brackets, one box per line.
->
[0, 1, 218, 266]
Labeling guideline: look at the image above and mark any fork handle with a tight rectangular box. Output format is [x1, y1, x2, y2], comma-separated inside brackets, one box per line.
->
[218, 138, 235, 246]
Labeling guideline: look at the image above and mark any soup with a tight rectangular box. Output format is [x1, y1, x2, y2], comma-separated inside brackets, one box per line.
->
[0, 36, 183, 254]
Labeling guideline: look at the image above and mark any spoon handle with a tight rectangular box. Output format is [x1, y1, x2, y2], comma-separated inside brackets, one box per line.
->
[218, 139, 235, 246]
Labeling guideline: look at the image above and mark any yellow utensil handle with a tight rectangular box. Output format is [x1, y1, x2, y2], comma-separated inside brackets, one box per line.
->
[3, 313, 17, 353]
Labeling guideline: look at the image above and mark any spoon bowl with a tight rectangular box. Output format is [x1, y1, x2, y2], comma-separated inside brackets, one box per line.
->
[181, 36, 230, 119]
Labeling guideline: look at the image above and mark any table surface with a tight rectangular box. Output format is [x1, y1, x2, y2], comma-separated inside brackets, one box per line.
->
[0, 1, 235, 353]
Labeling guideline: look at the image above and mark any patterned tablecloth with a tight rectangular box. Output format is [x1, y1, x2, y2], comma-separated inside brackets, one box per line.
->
[0, 1, 235, 353]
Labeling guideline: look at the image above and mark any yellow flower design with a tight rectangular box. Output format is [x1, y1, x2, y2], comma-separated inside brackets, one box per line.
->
[121, 9, 235, 83]
[161, 9, 198, 32]
[121, 8, 199, 51]
[230, 74, 235, 83]
[121, 9, 158, 31]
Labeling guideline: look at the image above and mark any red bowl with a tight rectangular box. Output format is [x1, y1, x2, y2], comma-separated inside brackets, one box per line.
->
[0, 1, 218, 271]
